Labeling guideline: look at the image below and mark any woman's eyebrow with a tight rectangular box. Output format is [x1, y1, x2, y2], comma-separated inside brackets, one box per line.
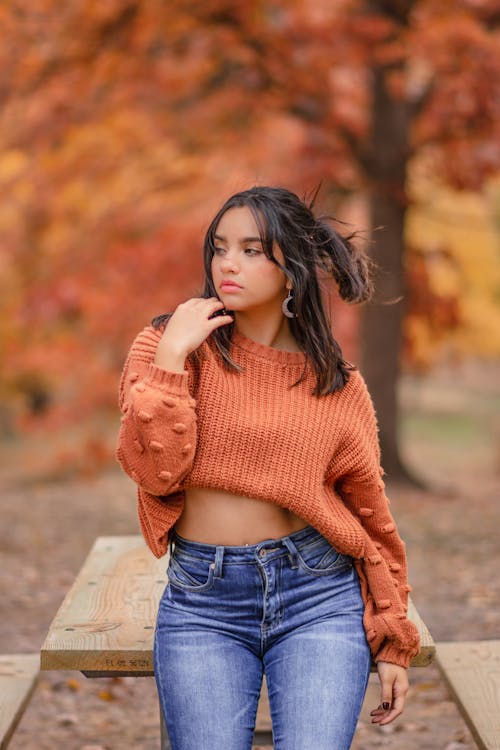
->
[214, 234, 263, 244]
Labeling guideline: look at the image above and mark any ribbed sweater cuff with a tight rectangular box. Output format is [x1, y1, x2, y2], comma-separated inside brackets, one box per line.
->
[374, 643, 415, 669]
[143, 362, 190, 396]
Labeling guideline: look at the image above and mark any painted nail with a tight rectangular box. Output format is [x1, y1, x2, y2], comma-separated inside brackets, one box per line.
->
[382, 702, 391, 710]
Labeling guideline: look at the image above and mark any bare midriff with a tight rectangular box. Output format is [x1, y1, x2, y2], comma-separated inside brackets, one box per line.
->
[174, 487, 309, 545]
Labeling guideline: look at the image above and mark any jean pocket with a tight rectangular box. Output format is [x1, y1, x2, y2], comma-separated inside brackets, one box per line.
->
[167, 552, 216, 592]
[295, 536, 352, 576]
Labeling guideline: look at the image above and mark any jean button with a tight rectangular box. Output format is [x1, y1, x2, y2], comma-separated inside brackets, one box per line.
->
[259, 549, 267, 558]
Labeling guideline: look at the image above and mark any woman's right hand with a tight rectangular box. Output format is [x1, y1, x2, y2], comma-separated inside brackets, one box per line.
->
[156, 297, 234, 360]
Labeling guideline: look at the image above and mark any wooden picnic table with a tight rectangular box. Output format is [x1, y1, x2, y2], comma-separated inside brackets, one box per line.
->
[436, 640, 500, 750]
[41, 535, 435, 747]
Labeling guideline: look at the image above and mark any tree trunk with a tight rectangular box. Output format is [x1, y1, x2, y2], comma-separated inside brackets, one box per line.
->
[361, 66, 427, 487]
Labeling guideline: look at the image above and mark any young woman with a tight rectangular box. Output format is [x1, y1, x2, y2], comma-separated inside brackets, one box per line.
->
[116, 186, 420, 750]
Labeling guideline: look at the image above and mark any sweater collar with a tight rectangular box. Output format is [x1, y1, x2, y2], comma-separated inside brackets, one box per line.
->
[231, 329, 307, 366]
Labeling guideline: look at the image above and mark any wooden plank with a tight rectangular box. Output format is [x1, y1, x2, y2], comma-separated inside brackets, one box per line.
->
[255, 676, 272, 734]
[436, 640, 500, 750]
[0, 654, 39, 750]
[404, 597, 435, 667]
[41, 535, 434, 674]
[41, 536, 167, 674]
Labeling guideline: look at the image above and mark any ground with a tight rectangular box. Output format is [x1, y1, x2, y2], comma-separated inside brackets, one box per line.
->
[1, 357, 499, 750]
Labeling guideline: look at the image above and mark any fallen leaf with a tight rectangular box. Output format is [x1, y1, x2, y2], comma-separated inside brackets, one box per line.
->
[97, 689, 115, 702]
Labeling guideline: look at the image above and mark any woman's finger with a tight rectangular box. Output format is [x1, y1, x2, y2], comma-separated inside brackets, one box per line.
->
[209, 312, 234, 328]
[372, 662, 409, 725]
[371, 692, 406, 725]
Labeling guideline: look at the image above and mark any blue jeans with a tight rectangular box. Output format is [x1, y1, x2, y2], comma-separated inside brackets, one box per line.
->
[153, 524, 371, 750]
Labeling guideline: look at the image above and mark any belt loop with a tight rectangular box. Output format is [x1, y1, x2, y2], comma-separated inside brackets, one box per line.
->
[168, 533, 175, 559]
[282, 537, 299, 569]
[214, 545, 224, 578]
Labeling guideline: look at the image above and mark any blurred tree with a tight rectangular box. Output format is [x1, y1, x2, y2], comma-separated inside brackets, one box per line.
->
[0, 0, 499, 485]
[253, 0, 500, 483]
[358, 1, 499, 483]
[405, 168, 500, 369]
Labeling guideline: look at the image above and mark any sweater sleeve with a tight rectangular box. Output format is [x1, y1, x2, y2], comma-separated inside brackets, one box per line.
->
[331, 370, 421, 668]
[116, 325, 197, 498]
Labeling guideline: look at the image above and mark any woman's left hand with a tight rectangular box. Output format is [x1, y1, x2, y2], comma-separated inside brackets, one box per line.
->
[371, 661, 409, 725]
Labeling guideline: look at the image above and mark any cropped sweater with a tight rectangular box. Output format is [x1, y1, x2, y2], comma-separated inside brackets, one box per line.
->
[116, 324, 421, 668]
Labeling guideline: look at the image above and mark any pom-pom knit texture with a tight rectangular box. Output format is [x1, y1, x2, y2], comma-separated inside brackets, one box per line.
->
[116, 325, 421, 668]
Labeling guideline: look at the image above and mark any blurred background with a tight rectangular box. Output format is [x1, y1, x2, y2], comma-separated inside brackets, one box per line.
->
[1, 2, 499, 749]
[0, 0, 499, 485]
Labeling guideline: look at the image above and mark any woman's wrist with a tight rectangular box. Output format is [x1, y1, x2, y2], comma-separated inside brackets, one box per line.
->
[154, 343, 187, 373]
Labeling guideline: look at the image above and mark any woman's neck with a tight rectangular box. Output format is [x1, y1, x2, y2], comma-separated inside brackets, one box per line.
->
[233, 314, 301, 353]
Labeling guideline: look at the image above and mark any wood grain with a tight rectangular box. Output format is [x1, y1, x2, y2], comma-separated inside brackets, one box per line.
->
[407, 597, 435, 667]
[41, 535, 435, 675]
[437, 640, 500, 750]
[41, 536, 167, 673]
[0, 654, 39, 750]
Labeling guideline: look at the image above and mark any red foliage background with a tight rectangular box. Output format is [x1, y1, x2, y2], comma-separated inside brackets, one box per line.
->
[0, 0, 498, 442]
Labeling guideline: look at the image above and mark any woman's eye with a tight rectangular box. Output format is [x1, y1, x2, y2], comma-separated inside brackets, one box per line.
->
[213, 247, 225, 254]
[245, 248, 261, 256]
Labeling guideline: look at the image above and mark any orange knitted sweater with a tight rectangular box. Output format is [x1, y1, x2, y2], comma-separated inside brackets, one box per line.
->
[116, 324, 421, 668]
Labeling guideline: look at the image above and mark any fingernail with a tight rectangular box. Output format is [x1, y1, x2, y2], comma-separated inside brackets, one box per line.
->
[382, 702, 390, 710]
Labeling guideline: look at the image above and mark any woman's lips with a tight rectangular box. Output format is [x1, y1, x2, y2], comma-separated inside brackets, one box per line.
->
[220, 282, 242, 291]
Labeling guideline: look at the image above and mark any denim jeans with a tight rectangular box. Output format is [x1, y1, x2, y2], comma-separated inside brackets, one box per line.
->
[153, 524, 371, 750]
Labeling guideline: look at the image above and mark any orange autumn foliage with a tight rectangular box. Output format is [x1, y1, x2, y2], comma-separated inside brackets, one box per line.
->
[0, 0, 498, 439]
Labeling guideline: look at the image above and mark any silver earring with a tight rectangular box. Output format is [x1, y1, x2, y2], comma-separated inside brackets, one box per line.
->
[282, 289, 297, 318]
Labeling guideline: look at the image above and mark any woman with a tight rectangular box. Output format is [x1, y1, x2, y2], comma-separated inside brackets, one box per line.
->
[116, 186, 420, 750]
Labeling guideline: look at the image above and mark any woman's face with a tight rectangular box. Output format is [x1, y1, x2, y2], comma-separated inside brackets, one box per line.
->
[211, 206, 288, 315]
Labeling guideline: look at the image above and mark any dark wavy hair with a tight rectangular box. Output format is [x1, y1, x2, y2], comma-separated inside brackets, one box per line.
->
[152, 186, 375, 396]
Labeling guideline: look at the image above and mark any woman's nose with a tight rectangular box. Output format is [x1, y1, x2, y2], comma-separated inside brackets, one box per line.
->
[220, 252, 239, 272]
